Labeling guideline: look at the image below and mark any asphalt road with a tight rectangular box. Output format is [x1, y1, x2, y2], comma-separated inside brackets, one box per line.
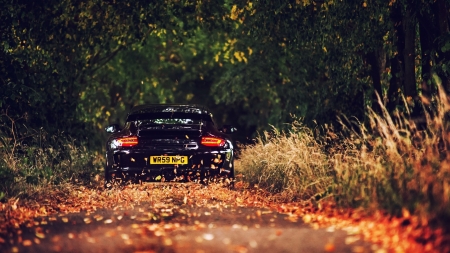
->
[0, 198, 378, 253]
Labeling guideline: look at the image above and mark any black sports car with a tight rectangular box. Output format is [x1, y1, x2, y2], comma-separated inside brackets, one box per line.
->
[104, 104, 236, 188]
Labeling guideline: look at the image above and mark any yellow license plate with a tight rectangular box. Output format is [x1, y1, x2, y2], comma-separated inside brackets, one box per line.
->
[150, 156, 188, 165]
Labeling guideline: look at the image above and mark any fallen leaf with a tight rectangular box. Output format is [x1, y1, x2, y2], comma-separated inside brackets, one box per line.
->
[351, 246, 365, 253]
[303, 214, 312, 223]
[203, 233, 214, 240]
[35, 231, 45, 239]
[94, 215, 103, 221]
[105, 230, 116, 237]
[163, 237, 173, 245]
[233, 245, 248, 253]
[23, 239, 33, 246]
[345, 236, 360, 245]
[402, 208, 410, 219]
[324, 242, 335, 252]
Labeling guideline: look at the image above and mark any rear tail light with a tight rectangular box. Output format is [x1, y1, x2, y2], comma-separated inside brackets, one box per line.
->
[201, 136, 225, 147]
[114, 136, 138, 147]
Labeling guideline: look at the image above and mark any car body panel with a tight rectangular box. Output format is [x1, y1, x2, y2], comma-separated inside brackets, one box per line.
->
[105, 104, 235, 185]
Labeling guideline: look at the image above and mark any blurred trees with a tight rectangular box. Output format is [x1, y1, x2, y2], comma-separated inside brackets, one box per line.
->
[1, 0, 450, 147]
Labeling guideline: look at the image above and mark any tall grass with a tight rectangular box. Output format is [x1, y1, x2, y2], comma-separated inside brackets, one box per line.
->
[0, 113, 102, 200]
[238, 123, 332, 201]
[332, 85, 450, 220]
[239, 85, 450, 220]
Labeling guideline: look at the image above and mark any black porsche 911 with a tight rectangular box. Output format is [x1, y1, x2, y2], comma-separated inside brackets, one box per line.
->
[104, 104, 236, 188]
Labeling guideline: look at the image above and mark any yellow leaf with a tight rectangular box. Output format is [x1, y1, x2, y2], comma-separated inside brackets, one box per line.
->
[302, 214, 312, 223]
[402, 208, 410, 218]
[35, 232, 45, 239]
[248, 47, 253, 55]
[230, 5, 238, 20]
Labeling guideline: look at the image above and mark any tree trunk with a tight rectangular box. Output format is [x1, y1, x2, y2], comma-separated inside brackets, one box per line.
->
[387, 3, 404, 112]
[435, 0, 449, 36]
[432, 0, 450, 92]
[366, 51, 383, 114]
[418, 9, 436, 98]
[403, 6, 417, 98]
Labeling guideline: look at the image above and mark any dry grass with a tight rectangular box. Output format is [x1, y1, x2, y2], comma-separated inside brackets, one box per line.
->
[332, 85, 450, 220]
[238, 123, 332, 201]
[239, 84, 450, 221]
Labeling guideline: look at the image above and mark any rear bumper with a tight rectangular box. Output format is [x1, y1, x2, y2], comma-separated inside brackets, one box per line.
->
[106, 148, 234, 181]
[107, 166, 233, 182]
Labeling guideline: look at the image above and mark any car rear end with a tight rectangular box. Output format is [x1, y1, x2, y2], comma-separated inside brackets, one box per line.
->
[105, 109, 234, 186]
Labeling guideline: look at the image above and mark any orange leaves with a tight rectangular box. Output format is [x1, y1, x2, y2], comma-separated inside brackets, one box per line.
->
[22, 239, 33, 246]
[35, 227, 45, 239]
[402, 208, 411, 219]
[0, 183, 447, 253]
[302, 214, 312, 223]
[324, 242, 335, 252]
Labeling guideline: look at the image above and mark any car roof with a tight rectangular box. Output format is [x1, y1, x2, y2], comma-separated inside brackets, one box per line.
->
[128, 104, 211, 115]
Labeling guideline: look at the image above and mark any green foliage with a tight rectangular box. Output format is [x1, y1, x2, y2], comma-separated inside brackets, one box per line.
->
[3, 0, 450, 145]
[2, 0, 450, 220]
[0, 113, 103, 199]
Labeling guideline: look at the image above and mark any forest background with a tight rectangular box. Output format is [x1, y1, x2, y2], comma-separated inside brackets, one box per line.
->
[1, 0, 450, 221]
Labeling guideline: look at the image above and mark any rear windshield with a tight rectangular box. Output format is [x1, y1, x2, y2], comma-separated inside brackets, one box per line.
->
[126, 112, 213, 125]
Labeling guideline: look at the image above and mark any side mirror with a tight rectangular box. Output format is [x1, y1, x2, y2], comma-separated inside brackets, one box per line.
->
[105, 124, 121, 133]
[220, 125, 237, 134]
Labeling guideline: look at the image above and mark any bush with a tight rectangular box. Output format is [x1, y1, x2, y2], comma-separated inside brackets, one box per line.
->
[0, 113, 103, 200]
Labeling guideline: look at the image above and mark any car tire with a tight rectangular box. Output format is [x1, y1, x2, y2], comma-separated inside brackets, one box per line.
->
[104, 171, 113, 189]
[228, 161, 235, 189]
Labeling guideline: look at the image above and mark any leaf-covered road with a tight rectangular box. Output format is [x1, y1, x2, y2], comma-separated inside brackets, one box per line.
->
[0, 183, 434, 252]
[1, 200, 374, 253]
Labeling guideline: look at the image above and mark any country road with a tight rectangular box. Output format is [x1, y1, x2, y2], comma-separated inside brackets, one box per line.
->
[0, 184, 379, 253]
